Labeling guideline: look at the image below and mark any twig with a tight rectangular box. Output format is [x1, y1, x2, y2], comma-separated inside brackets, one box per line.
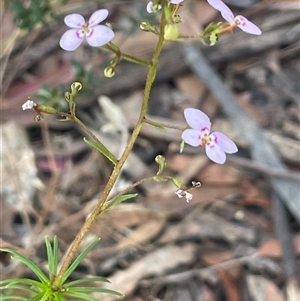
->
[272, 192, 298, 281]
[227, 156, 300, 182]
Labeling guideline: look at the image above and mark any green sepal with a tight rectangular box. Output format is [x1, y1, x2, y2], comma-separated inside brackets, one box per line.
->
[172, 177, 183, 188]
[180, 140, 185, 153]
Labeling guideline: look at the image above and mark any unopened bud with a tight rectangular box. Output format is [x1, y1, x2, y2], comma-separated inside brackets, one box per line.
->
[38, 105, 59, 114]
[140, 21, 150, 32]
[164, 24, 179, 41]
[65, 92, 72, 102]
[71, 82, 82, 95]
[173, 15, 182, 24]
[104, 66, 115, 78]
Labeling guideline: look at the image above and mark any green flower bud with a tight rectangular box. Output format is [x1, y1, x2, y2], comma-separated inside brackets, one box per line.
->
[104, 66, 115, 78]
[140, 21, 151, 32]
[173, 14, 181, 24]
[38, 105, 59, 114]
[71, 82, 82, 95]
[164, 24, 179, 41]
[155, 155, 167, 175]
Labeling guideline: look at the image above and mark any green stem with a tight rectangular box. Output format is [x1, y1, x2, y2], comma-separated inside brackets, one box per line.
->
[104, 43, 151, 67]
[105, 174, 176, 209]
[56, 111, 117, 165]
[53, 12, 168, 287]
[143, 117, 186, 131]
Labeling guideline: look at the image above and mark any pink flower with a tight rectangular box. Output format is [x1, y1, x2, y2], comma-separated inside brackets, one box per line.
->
[207, 0, 261, 35]
[59, 9, 114, 51]
[182, 108, 238, 164]
[146, 0, 184, 13]
[175, 189, 193, 202]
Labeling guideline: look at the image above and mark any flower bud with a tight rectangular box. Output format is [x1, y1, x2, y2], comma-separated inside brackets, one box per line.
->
[173, 15, 182, 24]
[155, 155, 167, 175]
[104, 66, 115, 78]
[164, 24, 179, 41]
[65, 92, 72, 103]
[140, 21, 151, 32]
[71, 82, 82, 95]
[38, 105, 59, 114]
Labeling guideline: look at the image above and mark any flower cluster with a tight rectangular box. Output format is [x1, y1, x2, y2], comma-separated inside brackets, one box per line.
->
[59, 9, 114, 51]
[207, 0, 261, 35]
[182, 108, 238, 164]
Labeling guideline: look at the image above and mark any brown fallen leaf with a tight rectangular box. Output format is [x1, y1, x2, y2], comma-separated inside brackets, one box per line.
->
[94, 243, 197, 301]
[246, 275, 286, 301]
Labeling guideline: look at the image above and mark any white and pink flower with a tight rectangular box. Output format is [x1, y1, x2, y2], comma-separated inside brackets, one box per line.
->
[59, 9, 114, 51]
[207, 0, 261, 35]
[182, 108, 238, 164]
[175, 189, 193, 203]
[22, 99, 36, 110]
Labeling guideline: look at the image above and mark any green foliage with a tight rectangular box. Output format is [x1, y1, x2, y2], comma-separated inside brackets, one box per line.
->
[104, 193, 138, 211]
[83, 137, 117, 165]
[10, 0, 61, 31]
[0, 236, 123, 300]
[35, 60, 98, 110]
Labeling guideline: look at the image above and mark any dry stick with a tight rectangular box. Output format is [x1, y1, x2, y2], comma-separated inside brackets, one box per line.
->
[272, 192, 298, 281]
[226, 156, 300, 182]
[182, 43, 300, 223]
[140, 253, 258, 286]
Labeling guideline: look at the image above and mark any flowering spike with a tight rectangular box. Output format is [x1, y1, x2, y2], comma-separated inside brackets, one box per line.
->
[181, 108, 238, 164]
[59, 9, 114, 51]
[207, 0, 261, 35]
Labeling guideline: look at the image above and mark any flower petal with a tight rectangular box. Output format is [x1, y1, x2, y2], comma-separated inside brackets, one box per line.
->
[64, 14, 85, 28]
[205, 144, 226, 164]
[59, 29, 84, 51]
[22, 100, 35, 110]
[171, 0, 184, 4]
[212, 131, 238, 153]
[235, 15, 262, 35]
[175, 190, 184, 198]
[185, 192, 193, 203]
[184, 108, 211, 131]
[182, 129, 202, 147]
[146, 1, 162, 13]
[85, 25, 114, 47]
[146, 1, 153, 13]
[207, 0, 234, 24]
[89, 9, 109, 27]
